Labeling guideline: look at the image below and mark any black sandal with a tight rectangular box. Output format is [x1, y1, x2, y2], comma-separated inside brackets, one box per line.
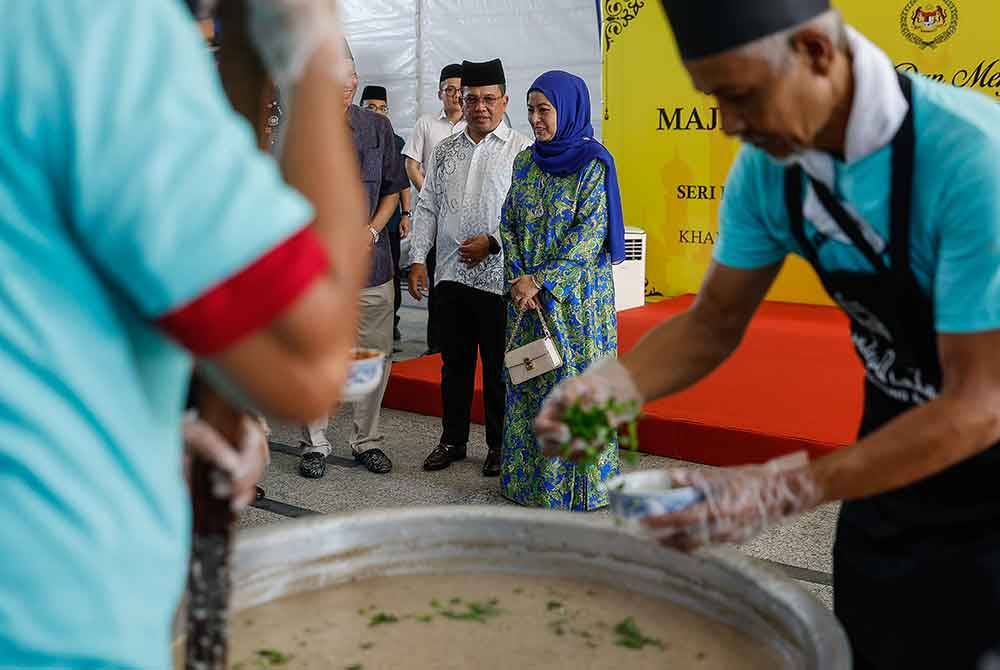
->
[354, 448, 393, 474]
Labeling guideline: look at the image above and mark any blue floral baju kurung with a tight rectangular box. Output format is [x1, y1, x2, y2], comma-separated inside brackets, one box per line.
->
[499, 152, 621, 510]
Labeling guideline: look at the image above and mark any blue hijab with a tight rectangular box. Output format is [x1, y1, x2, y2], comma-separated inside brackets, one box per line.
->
[528, 71, 626, 264]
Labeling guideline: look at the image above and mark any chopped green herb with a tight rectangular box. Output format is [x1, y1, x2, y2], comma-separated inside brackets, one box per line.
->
[255, 648, 292, 665]
[233, 663, 246, 670]
[548, 617, 570, 637]
[586, 640, 599, 649]
[368, 612, 399, 626]
[430, 598, 442, 609]
[449, 597, 462, 605]
[560, 400, 641, 467]
[440, 600, 504, 623]
[346, 665, 364, 670]
[513, 587, 524, 594]
[360, 642, 374, 650]
[416, 614, 434, 623]
[614, 617, 663, 651]
[546, 600, 563, 611]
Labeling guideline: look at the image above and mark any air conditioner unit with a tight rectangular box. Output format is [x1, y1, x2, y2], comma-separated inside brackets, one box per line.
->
[613, 227, 646, 312]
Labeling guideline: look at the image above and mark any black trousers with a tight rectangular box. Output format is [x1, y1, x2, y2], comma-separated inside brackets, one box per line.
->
[426, 246, 439, 350]
[435, 281, 505, 451]
[388, 223, 402, 330]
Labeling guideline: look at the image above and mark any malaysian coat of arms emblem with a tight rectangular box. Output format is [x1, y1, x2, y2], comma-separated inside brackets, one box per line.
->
[900, 0, 959, 48]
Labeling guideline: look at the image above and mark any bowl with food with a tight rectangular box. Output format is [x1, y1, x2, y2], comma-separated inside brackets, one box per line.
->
[604, 470, 704, 527]
[343, 347, 386, 403]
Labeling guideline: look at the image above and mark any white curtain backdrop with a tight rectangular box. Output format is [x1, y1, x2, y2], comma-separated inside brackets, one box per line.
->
[339, 0, 602, 141]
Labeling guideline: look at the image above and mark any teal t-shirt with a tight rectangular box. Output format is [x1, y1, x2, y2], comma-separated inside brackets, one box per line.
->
[716, 73, 1000, 334]
[0, 1, 311, 667]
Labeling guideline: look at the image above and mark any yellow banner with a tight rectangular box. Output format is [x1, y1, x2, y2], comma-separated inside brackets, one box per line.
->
[603, 0, 998, 304]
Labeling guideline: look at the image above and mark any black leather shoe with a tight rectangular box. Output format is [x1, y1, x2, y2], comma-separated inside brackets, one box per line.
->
[423, 443, 467, 471]
[298, 452, 327, 479]
[354, 448, 393, 474]
[482, 449, 500, 477]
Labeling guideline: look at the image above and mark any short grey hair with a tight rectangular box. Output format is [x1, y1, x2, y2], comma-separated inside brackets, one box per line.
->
[739, 10, 847, 69]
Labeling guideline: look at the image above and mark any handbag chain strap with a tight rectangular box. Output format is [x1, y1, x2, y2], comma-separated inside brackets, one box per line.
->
[506, 303, 555, 352]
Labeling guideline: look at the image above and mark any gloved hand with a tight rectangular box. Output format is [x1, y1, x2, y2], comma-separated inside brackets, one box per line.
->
[248, 0, 349, 88]
[183, 412, 270, 511]
[641, 463, 823, 552]
[535, 358, 643, 460]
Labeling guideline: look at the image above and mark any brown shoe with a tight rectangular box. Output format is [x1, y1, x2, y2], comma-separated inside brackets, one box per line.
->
[481, 448, 500, 477]
[423, 443, 467, 471]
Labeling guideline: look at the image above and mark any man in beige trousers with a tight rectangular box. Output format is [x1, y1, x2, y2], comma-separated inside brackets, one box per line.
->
[299, 44, 409, 479]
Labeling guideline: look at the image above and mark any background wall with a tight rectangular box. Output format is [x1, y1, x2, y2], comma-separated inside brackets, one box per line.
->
[603, 0, 996, 304]
[341, 0, 603, 140]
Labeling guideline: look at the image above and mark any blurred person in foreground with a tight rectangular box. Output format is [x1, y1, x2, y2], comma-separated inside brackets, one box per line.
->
[0, 0, 370, 666]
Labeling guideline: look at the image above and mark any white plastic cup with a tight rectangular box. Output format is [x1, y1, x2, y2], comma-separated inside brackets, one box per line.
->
[343, 348, 386, 403]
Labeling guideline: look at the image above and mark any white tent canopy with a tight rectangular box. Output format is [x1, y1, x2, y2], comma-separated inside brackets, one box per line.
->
[340, 0, 603, 141]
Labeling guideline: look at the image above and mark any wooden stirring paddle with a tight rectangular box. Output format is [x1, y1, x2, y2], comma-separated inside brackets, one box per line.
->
[185, 2, 275, 668]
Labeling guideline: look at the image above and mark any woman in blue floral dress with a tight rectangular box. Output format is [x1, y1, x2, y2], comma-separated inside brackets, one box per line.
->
[499, 71, 628, 510]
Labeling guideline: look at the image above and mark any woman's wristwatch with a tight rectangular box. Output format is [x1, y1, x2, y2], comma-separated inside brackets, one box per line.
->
[401, 210, 412, 218]
[368, 226, 379, 243]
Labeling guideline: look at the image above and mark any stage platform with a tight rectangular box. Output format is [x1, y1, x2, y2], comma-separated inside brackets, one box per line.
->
[384, 296, 863, 466]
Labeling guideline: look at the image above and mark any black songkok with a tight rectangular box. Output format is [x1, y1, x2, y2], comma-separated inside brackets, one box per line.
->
[440, 63, 463, 82]
[361, 86, 387, 102]
[460, 59, 505, 87]
[659, 0, 831, 61]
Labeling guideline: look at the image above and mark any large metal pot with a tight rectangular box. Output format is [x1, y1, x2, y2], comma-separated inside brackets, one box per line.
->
[178, 506, 850, 669]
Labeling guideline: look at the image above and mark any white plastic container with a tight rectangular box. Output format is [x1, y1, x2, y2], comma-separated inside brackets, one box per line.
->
[343, 347, 386, 403]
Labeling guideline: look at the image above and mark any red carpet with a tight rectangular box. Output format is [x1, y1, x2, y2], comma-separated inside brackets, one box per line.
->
[384, 296, 863, 466]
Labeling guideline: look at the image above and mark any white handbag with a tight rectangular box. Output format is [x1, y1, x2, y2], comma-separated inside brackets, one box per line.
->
[504, 305, 563, 385]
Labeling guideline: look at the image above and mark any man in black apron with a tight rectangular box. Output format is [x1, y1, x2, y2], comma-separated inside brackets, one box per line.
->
[535, 1, 1000, 667]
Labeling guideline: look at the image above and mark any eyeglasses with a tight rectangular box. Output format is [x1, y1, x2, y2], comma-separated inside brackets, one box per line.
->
[440, 86, 461, 97]
[364, 103, 389, 114]
[462, 95, 501, 108]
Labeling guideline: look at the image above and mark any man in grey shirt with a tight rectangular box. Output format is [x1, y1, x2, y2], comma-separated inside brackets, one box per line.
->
[299, 44, 409, 479]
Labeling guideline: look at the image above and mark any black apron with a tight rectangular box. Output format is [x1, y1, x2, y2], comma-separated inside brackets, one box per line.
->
[784, 74, 1000, 669]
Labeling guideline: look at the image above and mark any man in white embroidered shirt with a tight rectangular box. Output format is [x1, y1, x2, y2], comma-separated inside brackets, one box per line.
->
[403, 63, 466, 355]
[409, 58, 532, 477]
